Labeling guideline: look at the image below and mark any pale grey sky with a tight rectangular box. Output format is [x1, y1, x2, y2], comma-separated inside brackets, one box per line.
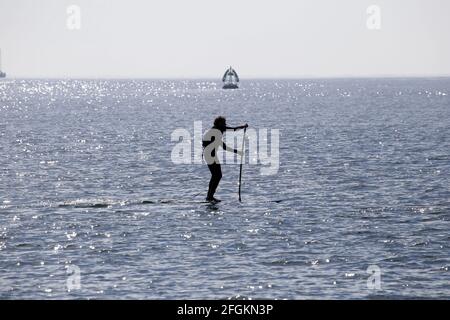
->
[1, 0, 450, 78]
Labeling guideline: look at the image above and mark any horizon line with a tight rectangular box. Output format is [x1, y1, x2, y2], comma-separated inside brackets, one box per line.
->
[3, 74, 450, 80]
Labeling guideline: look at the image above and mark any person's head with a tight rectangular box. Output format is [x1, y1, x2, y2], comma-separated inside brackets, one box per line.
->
[214, 116, 226, 131]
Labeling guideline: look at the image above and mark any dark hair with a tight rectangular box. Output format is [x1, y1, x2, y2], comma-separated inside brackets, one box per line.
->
[214, 116, 226, 128]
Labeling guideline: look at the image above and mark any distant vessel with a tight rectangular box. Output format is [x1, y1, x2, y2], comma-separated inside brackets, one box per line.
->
[0, 49, 5, 78]
[222, 66, 239, 89]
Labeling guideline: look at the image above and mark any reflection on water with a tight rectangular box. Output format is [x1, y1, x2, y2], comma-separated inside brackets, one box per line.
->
[0, 79, 449, 299]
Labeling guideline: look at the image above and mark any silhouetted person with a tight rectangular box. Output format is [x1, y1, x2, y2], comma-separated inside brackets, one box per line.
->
[202, 116, 248, 202]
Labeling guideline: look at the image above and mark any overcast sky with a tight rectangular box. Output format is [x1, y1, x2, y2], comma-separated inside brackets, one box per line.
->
[1, 0, 450, 78]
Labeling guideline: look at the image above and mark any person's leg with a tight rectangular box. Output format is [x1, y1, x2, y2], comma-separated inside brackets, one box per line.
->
[207, 163, 222, 200]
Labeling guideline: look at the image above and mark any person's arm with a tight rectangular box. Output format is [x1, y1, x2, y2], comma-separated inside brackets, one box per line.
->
[223, 142, 243, 156]
[226, 123, 248, 131]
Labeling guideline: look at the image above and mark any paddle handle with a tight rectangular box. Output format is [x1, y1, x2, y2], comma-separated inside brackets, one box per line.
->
[238, 127, 247, 202]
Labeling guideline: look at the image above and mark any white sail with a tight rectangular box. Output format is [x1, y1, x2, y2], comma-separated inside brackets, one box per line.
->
[222, 66, 239, 88]
[0, 49, 5, 78]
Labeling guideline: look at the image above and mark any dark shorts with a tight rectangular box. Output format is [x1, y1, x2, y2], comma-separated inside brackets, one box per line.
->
[207, 163, 222, 178]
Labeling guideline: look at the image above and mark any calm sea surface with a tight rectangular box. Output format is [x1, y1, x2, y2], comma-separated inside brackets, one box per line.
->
[0, 78, 449, 299]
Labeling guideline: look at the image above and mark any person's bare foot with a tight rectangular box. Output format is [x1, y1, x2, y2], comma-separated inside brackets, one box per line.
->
[206, 197, 221, 203]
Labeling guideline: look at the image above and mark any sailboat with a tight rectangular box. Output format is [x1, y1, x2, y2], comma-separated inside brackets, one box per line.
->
[222, 66, 239, 89]
[0, 49, 6, 78]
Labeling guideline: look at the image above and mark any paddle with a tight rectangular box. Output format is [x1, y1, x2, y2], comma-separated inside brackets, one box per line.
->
[238, 126, 247, 202]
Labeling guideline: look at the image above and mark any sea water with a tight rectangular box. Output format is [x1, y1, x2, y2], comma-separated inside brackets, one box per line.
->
[0, 78, 449, 299]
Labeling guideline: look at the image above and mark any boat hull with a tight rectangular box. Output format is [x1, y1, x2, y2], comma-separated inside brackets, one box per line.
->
[223, 83, 239, 90]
